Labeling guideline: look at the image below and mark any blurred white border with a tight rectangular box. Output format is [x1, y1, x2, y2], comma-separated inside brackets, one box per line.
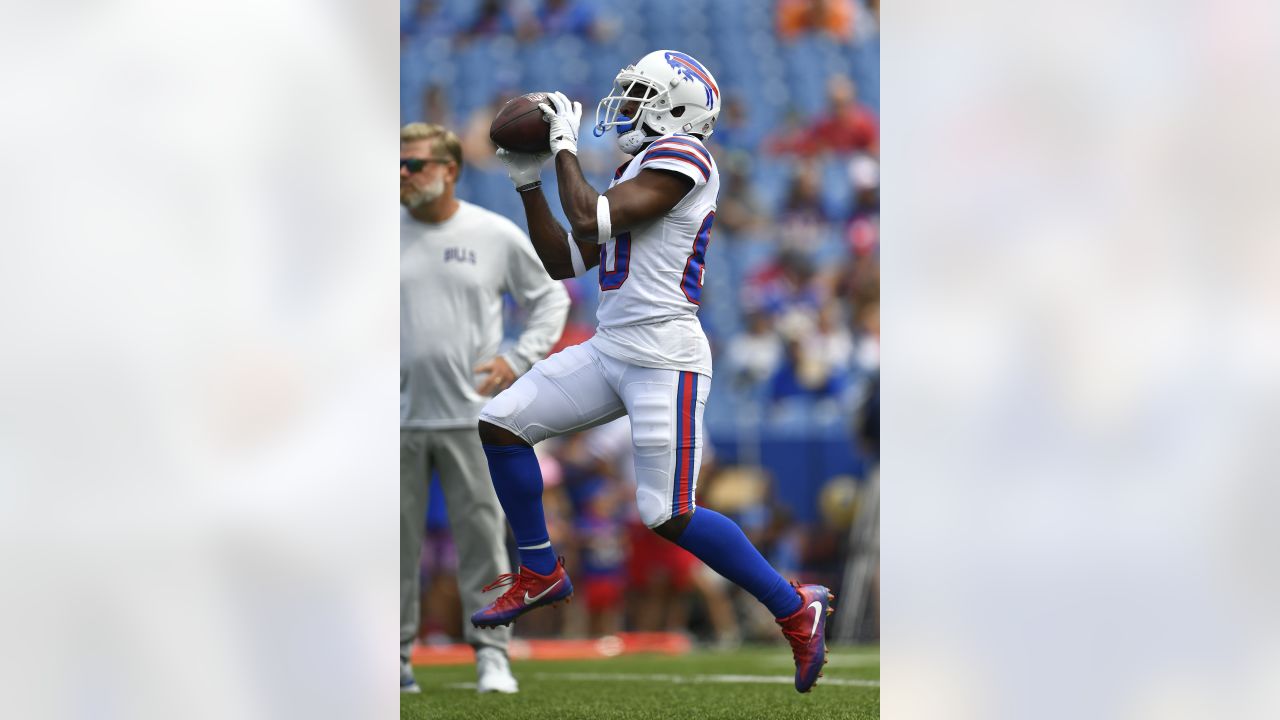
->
[884, 1, 1280, 718]
[0, 2, 398, 718]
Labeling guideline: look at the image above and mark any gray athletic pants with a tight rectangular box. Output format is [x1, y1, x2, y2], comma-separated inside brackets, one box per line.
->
[401, 427, 512, 659]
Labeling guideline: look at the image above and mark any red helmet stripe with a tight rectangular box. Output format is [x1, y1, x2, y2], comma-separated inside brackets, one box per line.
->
[670, 56, 719, 98]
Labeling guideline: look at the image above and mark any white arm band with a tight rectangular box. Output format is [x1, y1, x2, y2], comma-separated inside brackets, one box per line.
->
[596, 194, 612, 245]
[567, 232, 587, 277]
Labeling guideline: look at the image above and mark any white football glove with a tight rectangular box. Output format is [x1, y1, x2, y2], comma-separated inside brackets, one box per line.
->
[497, 147, 550, 190]
[538, 91, 582, 156]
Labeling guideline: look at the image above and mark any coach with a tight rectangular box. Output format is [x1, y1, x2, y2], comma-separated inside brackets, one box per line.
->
[399, 123, 568, 694]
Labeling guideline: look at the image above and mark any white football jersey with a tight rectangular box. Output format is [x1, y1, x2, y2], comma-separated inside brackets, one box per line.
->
[590, 133, 719, 377]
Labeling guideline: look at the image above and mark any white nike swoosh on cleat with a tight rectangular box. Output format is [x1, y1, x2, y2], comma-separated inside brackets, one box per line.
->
[807, 600, 822, 638]
[524, 579, 562, 605]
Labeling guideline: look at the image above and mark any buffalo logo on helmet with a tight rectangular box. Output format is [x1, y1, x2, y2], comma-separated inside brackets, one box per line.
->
[663, 51, 718, 110]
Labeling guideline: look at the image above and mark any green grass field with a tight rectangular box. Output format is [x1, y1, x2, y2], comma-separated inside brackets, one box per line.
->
[401, 645, 879, 720]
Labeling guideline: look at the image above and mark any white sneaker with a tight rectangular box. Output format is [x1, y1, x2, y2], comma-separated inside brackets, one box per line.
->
[400, 658, 421, 694]
[475, 647, 518, 694]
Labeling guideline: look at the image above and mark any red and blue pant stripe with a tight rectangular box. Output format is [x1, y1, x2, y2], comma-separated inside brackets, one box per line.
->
[672, 371, 699, 518]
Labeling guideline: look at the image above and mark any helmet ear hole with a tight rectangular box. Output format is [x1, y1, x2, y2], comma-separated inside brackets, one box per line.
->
[670, 106, 686, 118]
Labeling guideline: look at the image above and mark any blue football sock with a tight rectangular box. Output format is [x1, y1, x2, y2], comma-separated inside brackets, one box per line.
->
[675, 508, 802, 618]
[482, 443, 557, 575]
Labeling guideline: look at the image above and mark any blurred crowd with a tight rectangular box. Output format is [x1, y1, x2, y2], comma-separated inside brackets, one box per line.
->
[402, 0, 879, 644]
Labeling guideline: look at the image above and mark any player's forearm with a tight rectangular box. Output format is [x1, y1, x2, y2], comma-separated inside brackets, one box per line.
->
[518, 186, 577, 280]
[554, 150, 600, 241]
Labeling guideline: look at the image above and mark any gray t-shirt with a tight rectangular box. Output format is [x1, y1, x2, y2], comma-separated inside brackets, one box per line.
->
[401, 201, 569, 428]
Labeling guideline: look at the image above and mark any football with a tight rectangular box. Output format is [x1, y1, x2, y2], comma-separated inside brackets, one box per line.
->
[489, 92, 551, 153]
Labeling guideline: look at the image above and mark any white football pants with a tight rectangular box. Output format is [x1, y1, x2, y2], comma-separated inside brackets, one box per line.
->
[479, 338, 710, 528]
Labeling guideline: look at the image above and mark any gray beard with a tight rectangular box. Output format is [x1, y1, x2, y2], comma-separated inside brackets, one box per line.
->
[405, 178, 444, 208]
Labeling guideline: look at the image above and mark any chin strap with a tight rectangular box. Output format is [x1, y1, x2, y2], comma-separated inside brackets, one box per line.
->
[617, 128, 661, 156]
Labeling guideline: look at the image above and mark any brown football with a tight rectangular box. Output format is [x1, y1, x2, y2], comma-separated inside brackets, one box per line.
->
[489, 92, 551, 153]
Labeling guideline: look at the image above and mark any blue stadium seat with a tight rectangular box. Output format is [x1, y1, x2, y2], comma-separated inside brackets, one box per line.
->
[812, 225, 849, 267]
[755, 161, 792, 217]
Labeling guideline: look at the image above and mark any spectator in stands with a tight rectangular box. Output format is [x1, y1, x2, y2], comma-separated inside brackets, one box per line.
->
[852, 300, 879, 374]
[725, 310, 783, 391]
[857, 374, 880, 459]
[547, 281, 598, 355]
[846, 151, 880, 253]
[776, 0, 856, 43]
[834, 237, 879, 328]
[766, 107, 809, 155]
[780, 160, 825, 220]
[745, 248, 824, 318]
[572, 478, 628, 637]
[777, 160, 830, 250]
[768, 74, 878, 156]
[418, 479, 461, 645]
[808, 301, 855, 374]
[716, 154, 769, 236]
[811, 74, 878, 153]
[832, 153, 880, 325]
[806, 476, 855, 589]
[402, 0, 454, 42]
[462, 0, 524, 41]
[458, 91, 510, 172]
[709, 96, 762, 155]
[421, 84, 453, 128]
[530, 0, 603, 40]
[768, 312, 847, 406]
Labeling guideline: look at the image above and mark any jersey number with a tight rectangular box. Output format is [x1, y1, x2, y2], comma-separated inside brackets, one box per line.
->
[680, 211, 715, 304]
[598, 212, 714, 300]
[599, 232, 631, 290]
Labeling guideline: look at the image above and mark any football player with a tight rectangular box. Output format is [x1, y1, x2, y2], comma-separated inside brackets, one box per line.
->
[475, 50, 834, 692]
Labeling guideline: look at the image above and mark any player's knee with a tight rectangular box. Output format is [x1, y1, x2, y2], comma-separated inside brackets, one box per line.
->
[640, 483, 694, 540]
[478, 419, 527, 447]
[651, 511, 694, 543]
[635, 489, 668, 529]
[478, 372, 541, 442]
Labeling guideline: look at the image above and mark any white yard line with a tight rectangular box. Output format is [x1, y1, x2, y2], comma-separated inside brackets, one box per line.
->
[764, 653, 881, 668]
[446, 673, 879, 689]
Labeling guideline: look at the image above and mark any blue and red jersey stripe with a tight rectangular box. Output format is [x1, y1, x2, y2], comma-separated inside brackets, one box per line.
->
[648, 137, 712, 165]
[641, 138, 712, 180]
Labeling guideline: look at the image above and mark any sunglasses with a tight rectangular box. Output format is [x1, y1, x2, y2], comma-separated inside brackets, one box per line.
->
[400, 158, 452, 173]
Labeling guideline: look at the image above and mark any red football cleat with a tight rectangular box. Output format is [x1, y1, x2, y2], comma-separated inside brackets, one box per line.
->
[471, 558, 574, 628]
[776, 582, 835, 693]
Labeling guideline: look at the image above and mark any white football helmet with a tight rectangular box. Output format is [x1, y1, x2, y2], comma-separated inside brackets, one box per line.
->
[594, 50, 721, 155]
